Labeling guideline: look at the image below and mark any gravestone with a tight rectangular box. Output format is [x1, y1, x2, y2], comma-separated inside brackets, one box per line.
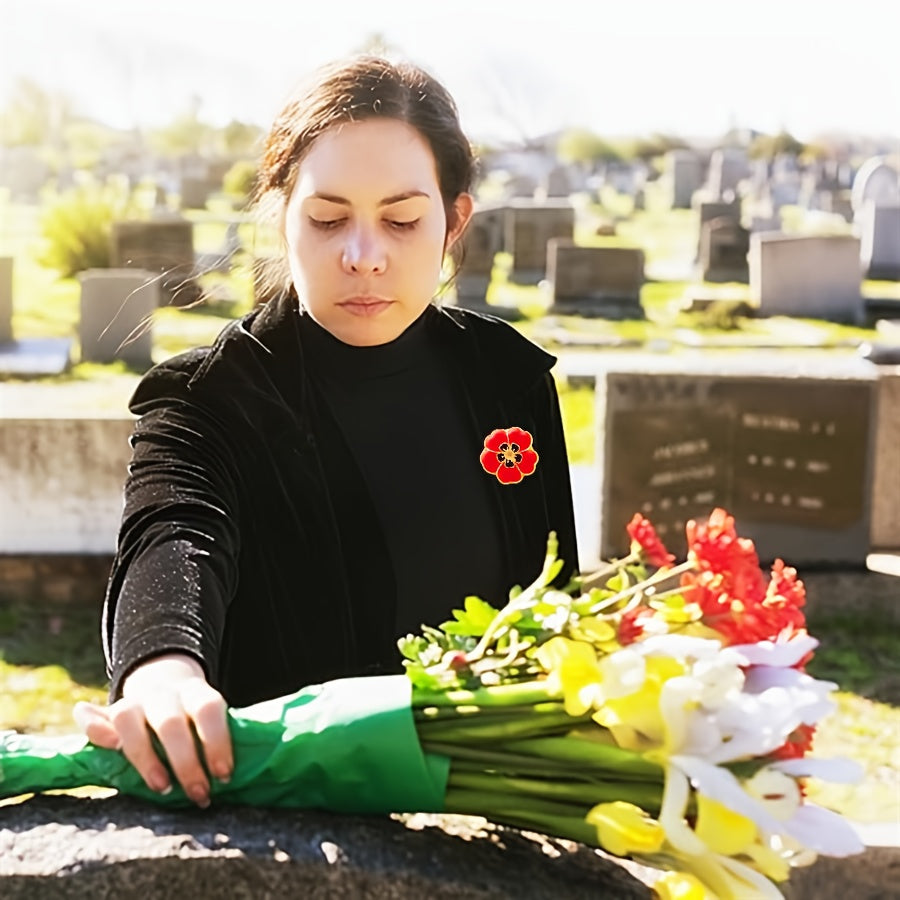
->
[179, 175, 216, 210]
[110, 218, 200, 307]
[859, 202, 900, 280]
[0, 256, 11, 343]
[749, 233, 863, 322]
[0, 257, 72, 375]
[506, 201, 575, 284]
[870, 370, 900, 549]
[595, 359, 878, 565]
[819, 189, 854, 223]
[706, 148, 749, 200]
[699, 217, 750, 282]
[694, 199, 741, 261]
[78, 269, 158, 367]
[454, 205, 506, 310]
[543, 165, 572, 198]
[851, 156, 900, 217]
[505, 173, 539, 199]
[547, 240, 644, 319]
[665, 149, 704, 209]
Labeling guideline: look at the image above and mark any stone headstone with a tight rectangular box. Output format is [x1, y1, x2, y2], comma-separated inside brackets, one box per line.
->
[749, 233, 863, 323]
[695, 200, 741, 261]
[819, 189, 854, 222]
[505, 172, 539, 199]
[665, 150, 704, 209]
[851, 156, 900, 217]
[506, 201, 575, 284]
[543, 165, 573, 198]
[706, 148, 750, 200]
[547, 240, 645, 319]
[110, 218, 200, 306]
[454, 206, 506, 310]
[870, 370, 900, 549]
[859, 202, 900, 280]
[596, 360, 877, 565]
[699, 217, 750, 283]
[179, 175, 216, 210]
[78, 268, 158, 367]
[0, 256, 12, 343]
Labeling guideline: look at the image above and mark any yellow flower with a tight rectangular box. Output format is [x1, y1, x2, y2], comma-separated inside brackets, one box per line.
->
[593, 656, 684, 750]
[585, 801, 665, 857]
[534, 636, 603, 716]
[695, 793, 757, 856]
[655, 871, 715, 900]
[569, 615, 620, 653]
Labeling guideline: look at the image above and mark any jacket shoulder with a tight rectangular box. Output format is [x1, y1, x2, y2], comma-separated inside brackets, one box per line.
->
[435, 306, 556, 376]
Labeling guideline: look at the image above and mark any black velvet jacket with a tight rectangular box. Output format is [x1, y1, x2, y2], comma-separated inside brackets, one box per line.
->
[102, 295, 578, 706]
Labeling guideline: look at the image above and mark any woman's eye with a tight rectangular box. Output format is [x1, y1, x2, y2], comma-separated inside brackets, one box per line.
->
[387, 219, 419, 231]
[309, 218, 345, 231]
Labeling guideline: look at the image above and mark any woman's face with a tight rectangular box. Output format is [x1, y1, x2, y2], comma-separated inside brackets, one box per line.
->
[284, 118, 472, 347]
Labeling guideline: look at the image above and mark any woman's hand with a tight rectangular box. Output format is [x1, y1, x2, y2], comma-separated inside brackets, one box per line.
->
[73, 653, 232, 808]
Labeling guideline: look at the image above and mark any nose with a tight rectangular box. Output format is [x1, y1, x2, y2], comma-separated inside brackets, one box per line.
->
[341, 223, 386, 275]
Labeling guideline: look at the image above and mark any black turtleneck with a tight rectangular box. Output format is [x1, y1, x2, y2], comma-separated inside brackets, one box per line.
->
[298, 307, 507, 636]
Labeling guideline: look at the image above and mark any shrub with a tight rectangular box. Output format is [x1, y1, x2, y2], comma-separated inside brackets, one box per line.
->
[222, 160, 258, 207]
[36, 175, 137, 277]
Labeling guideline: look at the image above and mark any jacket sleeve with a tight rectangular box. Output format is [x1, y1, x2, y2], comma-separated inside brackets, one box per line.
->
[102, 391, 241, 700]
[532, 370, 580, 583]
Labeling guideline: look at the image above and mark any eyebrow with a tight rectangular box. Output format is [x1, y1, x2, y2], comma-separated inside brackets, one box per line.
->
[309, 190, 430, 207]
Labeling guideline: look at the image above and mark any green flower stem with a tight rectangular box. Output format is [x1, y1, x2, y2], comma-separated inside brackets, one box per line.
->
[588, 559, 695, 616]
[416, 711, 592, 744]
[448, 770, 664, 814]
[414, 700, 571, 724]
[443, 787, 601, 846]
[464, 535, 561, 662]
[500, 736, 664, 780]
[412, 681, 560, 710]
[424, 742, 609, 780]
[578, 550, 640, 590]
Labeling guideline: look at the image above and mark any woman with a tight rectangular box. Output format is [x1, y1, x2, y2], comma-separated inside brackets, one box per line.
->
[75, 56, 578, 809]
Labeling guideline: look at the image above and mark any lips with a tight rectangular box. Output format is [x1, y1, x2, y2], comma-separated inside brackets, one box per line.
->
[338, 296, 394, 317]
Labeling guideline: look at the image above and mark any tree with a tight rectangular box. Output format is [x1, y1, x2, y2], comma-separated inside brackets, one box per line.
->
[221, 120, 263, 157]
[748, 130, 806, 160]
[556, 128, 622, 167]
[0, 78, 73, 147]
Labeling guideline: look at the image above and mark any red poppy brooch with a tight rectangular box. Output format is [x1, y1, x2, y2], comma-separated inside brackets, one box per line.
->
[480, 427, 539, 485]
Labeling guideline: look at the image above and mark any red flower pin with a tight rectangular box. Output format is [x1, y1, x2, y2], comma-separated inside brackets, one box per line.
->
[480, 427, 539, 485]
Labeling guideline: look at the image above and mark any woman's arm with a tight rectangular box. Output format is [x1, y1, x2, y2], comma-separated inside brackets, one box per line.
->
[84, 392, 242, 803]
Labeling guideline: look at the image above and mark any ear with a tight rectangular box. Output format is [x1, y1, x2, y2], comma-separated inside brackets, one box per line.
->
[445, 192, 475, 252]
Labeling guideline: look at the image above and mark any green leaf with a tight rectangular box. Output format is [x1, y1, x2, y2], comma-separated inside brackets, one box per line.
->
[441, 596, 502, 637]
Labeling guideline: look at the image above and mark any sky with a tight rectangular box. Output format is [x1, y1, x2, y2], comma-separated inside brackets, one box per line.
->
[3, 0, 900, 145]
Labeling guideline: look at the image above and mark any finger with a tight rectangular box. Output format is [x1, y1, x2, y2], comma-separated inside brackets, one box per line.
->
[142, 693, 211, 808]
[110, 699, 174, 795]
[73, 702, 123, 751]
[180, 680, 233, 783]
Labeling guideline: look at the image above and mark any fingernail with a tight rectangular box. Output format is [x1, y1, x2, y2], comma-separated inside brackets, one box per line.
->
[150, 773, 171, 794]
[189, 785, 210, 808]
[213, 763, 231, 784]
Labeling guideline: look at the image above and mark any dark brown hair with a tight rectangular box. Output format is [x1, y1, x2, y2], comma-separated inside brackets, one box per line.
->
[256, 55, 475, 235]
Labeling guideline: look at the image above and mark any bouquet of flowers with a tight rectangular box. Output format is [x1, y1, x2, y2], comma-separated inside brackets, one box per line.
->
[0, 508, 863, 899]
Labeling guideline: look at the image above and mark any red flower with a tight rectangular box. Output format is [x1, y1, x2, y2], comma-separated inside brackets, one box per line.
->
[685, 508, 767, 605]
[679, 510, 808, 645]
[771, 724, 816, 760]
[480, 427, 539, 485]
[618, 606, 656, 645]
[626, 513, 675, 568]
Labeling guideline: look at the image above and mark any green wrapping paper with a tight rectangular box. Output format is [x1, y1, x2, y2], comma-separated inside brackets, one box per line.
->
[0, 674, 450, 813]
